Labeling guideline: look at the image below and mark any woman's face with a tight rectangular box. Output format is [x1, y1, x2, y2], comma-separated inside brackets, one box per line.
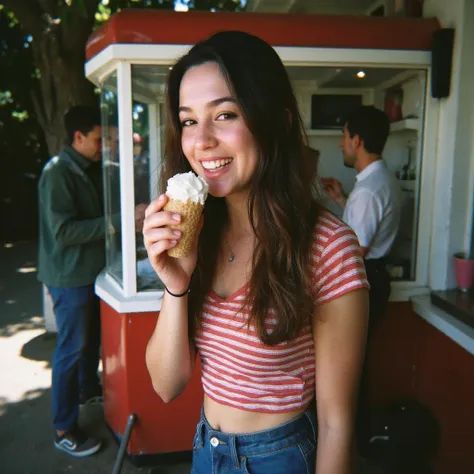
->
[179, 61, 258, 199]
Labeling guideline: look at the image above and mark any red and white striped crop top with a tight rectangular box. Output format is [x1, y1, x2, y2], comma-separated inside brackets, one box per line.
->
[194, 211, 369, 413]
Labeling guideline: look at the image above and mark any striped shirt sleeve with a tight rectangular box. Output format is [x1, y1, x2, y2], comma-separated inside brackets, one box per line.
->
[312, 219, 369, 305]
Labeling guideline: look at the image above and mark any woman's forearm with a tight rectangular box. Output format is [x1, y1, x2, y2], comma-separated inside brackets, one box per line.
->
[145, 292, 194, 402]
[315, 424, 355, 474]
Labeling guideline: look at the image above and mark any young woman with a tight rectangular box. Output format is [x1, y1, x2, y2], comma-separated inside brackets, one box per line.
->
[143, 31, 369, 474]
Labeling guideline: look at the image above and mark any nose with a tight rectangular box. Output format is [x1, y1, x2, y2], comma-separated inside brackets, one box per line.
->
[194, 122, 217, 151]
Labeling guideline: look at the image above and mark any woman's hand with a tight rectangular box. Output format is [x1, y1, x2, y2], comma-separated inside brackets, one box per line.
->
[143, 194, 202, 294]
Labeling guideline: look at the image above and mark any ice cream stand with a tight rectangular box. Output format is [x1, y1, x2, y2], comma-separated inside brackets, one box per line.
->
[85, 8, 449, 469]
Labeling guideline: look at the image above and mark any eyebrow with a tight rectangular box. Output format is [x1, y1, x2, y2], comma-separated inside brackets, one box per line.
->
[178, 96, 237, 113]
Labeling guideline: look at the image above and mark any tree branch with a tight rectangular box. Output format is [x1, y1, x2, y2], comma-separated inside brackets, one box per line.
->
[1, 0, 45, 39]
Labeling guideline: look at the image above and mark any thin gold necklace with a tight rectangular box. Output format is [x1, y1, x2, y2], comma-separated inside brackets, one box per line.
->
[224, 233, 236, 264]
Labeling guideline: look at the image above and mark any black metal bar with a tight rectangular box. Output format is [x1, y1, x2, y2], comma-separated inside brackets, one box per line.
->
[112, 413, 137, 474]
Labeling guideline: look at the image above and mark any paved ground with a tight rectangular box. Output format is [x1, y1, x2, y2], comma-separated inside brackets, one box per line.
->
[0, 240, 191, 474]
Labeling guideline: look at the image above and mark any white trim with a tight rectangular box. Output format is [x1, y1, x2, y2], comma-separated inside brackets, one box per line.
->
[86, 44, 192, 83]
[85, 44, 431, 84]
[275, 47, 431, 68]
[117, 62, 137, 297]
[390, 282, 430, 302]
[95, 272, 163, 313]
[412, 295, 474, 356]
[148, 103, 160, 202]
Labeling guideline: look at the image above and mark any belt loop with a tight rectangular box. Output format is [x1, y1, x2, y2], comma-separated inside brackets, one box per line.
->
[228, 435, 240, 469]
[197, 420, 205, 448]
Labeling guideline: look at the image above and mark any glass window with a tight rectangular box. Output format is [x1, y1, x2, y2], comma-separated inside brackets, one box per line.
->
[132, 65, 170, 291]
[100, 71, 122, 287]
[287, 65, 427, 281]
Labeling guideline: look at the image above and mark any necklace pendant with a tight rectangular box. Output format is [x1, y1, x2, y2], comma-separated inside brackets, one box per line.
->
[229, 254, 236, 264]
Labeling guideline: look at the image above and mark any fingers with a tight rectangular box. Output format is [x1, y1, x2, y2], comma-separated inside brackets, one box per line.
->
[146, 239, 178, 261]
[144, 194, 168, 218]
[144, 227, 181, 246]
[143, 209, 181, 232]
[143, 227, 182, 260]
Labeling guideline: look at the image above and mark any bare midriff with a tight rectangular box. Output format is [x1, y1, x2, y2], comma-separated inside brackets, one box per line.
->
[203, 395, 311, 433]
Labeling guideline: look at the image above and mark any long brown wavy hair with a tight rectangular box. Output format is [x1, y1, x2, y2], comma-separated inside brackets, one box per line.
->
[161, 31, 323, 345]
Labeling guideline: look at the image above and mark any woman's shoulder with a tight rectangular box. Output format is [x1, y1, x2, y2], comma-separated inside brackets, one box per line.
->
[310, 210, 368, 304]
[312, 210, 358, 253]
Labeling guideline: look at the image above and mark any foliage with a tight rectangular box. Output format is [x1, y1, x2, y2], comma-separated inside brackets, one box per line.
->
[0, 0, 244, 239]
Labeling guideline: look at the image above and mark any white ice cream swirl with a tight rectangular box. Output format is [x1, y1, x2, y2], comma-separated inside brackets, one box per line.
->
[166, 172, 209, 205]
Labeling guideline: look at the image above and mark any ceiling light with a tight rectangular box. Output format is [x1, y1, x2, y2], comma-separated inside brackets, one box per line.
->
[356, 70, 366, 79]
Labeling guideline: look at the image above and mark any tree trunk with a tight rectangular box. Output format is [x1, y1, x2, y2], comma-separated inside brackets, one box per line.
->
[31, 32, 96, 156]
[3, 0, 100, 156]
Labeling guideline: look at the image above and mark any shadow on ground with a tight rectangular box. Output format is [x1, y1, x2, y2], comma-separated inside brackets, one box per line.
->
[21, 331, 56, 367]
[1, 241, 191, 474]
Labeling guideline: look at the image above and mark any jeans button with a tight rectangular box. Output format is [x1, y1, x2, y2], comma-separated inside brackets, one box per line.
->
[210, 437, 219, 447]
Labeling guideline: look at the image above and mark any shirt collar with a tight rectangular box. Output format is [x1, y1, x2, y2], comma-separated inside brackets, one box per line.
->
[356, 159, 385, 182]
[64, 145, 93, 171]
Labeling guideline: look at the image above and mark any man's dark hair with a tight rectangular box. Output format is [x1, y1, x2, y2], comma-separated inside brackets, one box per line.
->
[64, 105, 101, 145]
[345, 105, 390, 155]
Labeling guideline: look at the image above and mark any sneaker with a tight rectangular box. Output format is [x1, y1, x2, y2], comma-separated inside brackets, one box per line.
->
[54, 426, 102, 457]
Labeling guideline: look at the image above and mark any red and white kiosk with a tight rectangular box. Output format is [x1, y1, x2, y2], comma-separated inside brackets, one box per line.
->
[85, 9, 474, 472]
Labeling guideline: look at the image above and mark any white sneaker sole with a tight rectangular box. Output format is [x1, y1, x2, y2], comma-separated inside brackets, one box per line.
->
[54, 440, 102, 457]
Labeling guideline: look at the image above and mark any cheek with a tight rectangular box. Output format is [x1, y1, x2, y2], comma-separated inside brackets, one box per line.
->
[181, 132, 193, 158]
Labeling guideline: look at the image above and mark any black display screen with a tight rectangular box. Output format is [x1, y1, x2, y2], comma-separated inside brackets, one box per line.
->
[310, 94, 362, 129]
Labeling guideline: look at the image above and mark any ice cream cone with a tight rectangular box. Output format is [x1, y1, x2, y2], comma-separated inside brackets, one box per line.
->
[164, 198, 203, 258]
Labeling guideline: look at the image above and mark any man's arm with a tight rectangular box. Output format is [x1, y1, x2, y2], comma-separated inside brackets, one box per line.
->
[321, 177, 347, 208]
[343, 189, 382, 256]
[39, 167, 106, 248]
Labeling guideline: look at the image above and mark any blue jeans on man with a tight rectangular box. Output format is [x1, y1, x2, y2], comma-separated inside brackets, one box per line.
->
[48, 285, 101, 431]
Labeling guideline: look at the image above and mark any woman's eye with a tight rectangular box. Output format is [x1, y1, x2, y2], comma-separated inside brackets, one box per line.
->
[216, 112, 237, 121]
[180, 119, 195, 127]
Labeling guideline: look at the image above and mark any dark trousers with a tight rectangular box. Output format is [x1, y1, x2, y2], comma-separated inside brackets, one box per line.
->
[48, 285, 101, 431]
[356, 258, 391, 454]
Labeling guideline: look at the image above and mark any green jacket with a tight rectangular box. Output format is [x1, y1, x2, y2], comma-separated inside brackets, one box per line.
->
[37, 146, 107, 288]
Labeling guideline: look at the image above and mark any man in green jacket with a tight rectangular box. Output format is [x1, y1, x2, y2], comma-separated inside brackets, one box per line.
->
[38, 106, 107, 457]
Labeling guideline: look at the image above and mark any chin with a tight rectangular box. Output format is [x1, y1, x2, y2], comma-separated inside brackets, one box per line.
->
[208, 188, 230, 199]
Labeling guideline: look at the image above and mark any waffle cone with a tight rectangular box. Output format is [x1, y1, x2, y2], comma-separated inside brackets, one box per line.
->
[164, 198, 204, 258]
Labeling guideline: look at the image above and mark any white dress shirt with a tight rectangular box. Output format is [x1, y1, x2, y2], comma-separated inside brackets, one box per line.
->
[342, 160, 401, 260]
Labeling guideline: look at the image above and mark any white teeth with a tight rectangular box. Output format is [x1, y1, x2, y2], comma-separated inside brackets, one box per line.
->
[202, 158, 232, 170]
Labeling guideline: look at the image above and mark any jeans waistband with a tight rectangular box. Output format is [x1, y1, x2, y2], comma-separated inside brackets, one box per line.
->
[194, 404, 317, 461]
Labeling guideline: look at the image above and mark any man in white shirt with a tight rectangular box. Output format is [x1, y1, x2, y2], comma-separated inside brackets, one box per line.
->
[322, 105, 401, 454]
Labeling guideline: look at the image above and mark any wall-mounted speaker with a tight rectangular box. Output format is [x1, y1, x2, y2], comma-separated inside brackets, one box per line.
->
[431, 28, 455, 99]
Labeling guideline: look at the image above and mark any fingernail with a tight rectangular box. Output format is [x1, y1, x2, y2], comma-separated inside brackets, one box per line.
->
[170, 240, 177, 245]
[172, 214, 181, 222]
[173, 231, 181, 237]
[159, 194, 165, 200]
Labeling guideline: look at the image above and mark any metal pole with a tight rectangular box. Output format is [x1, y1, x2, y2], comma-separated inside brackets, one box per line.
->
[111, 413, 137, 474]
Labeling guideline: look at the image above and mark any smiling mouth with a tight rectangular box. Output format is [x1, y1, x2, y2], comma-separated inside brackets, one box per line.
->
[201, 158, 233, 172]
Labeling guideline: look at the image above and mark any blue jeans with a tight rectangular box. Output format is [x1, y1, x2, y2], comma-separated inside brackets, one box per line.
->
[191, 405, 317, 474]
[48, 285, 101, 431]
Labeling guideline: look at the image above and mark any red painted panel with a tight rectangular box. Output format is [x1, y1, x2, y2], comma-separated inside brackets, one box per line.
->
[100, 301, 203, 455]
[368, 302, 419, 403]
[367, 302, 474, 474]
[86, 10, 440, 61]
[414, 318, 474, 474]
